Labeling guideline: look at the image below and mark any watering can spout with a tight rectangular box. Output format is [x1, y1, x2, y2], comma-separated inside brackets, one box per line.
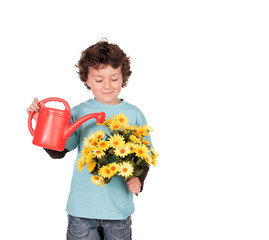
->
[64, 112, 106, 141]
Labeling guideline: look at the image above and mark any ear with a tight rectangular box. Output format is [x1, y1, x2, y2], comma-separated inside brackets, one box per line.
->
[120, 77, 124, 87]
[86, 79, 91, 89]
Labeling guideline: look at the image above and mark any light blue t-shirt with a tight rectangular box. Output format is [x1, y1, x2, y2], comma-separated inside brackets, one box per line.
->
[65, 98, 148, 220]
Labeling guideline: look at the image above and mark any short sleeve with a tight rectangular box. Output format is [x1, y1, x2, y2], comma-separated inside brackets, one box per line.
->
[136, 111, 148, 127]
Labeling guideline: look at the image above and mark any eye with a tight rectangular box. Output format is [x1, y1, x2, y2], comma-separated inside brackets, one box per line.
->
[112, 78, 118, 81]
[95, 79, 103, 83]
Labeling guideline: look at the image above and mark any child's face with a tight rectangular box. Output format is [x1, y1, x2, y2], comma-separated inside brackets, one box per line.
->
[86, 65, 123, 105]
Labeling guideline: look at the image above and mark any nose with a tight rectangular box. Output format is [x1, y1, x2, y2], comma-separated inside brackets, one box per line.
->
[104, 79, 111, 89]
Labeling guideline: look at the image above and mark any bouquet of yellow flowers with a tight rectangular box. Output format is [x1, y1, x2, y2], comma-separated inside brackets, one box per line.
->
[77, 113, 158, 187]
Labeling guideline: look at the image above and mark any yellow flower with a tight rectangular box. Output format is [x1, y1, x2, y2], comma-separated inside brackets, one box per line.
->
[81, 146, 91, 156]
[109, 134, 125, 148]
[98, 140, 110, 151]
[151, 155, 158, 167]
[108, 162, 119, 176]
[109, 119, 121, 130]
[84, 153, 93, 164]
[150, 147, 158, 166]
[116, 113, 129, 126]
[80, 148, 89, 162]
[142, 138, 151, 145]
[82, 134, 95, 146]
[98, 165, 113, 179]
[92, 148, 105, 159]
[151, 147, 160, 157]
[127, 125, 137, 131]
[114, 145, 130, 158]
[77, 159, 85, 172]
[94, 130, 105, 140]
[98, 117, 112, 127]
[129, 135, 141, 144]
[91, 175, 104, 186]
[133, 130, 142, 139]
[118, 162, 134, 179]
[135, 144, 150, 159]
[90, 139, 99, 148]
[144, 155, 153, 165]
[125, 142, 136, 153]
[87, 161, 96, 172]
[145, 125, 153, 132]
[136, 126, 149, 136]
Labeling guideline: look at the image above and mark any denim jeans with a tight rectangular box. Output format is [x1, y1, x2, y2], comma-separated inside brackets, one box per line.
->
[67, 214, 132, 240]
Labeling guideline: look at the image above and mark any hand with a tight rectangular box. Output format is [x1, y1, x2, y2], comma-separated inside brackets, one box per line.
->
[126, 177, 142, 194]
[26, 98, 44, 121]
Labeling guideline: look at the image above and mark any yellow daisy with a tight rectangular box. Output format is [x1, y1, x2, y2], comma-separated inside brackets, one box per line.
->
[142, 138, 151, 145]
[94, 130, 106, 140]
[109, 134, 125, 148]
[118, 162, 134, 179]
[87, 161, 96, 172]
[151, 155, 158, 167]
[135, 144, 150, 159]
[125, 142, 136, 153]
[144, 124, 153, 132]
[98, 140, 110, 151]
[91, 175, 104, 186]
[151, 147, 160, 157]
[116, 113, 129, 126]
[81, 149, 93, 166]
[108, 162, 119, 176]
[90, 139, 99, 148]
[129, 135, 141, 144]
[84, 153, 93, 164]
[98, 165, 113, 179]
[136, 126, 149, 136]
[114, 145, 130, 158]
[92, 148, 105, 159]
[77, 159, 85, 172]
[109, 119, 121, 130]
[133, 130, 142, 139]
[144, 155, 153, 165]
[127, 125, 137, 131]
[81, 146, 91, 156]
[82, 134, 95, 146]
[98, 117, 112, 127]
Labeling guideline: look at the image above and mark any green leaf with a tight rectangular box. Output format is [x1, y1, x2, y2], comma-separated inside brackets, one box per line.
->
[133, 167, 144, 177]
[136, 158, 143, 165]
[91, 168, 99, 175]
[99, 157, 109, 166]
[108, 148, 115, 155]
[104, 178, 112, 184]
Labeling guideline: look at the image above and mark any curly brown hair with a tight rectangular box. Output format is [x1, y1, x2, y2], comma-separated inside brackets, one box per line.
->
[76, 39, 132, 90]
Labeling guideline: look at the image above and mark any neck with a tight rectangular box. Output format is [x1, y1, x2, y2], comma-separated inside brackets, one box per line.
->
[94, 97, 121, 105]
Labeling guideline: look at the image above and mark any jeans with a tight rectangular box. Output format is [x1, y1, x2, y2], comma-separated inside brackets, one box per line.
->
[67, 214, 132, 240]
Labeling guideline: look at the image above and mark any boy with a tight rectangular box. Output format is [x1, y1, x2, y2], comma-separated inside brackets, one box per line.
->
[27, 39, 150, 240]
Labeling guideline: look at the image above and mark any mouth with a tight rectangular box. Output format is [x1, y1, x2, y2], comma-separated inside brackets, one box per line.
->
[102, 92, 113, 95]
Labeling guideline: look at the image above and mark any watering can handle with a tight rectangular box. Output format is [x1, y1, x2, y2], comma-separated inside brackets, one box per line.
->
[27, 97, 71, 136]
[28, 111, 36, 136]
[39, 97, 71, 113]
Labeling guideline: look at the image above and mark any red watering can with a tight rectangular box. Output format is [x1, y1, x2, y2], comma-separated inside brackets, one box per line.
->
[28, 97, 106, 151]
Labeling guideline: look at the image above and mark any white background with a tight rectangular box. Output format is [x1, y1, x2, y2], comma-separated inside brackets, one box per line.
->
[1, 0, 269, 239]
